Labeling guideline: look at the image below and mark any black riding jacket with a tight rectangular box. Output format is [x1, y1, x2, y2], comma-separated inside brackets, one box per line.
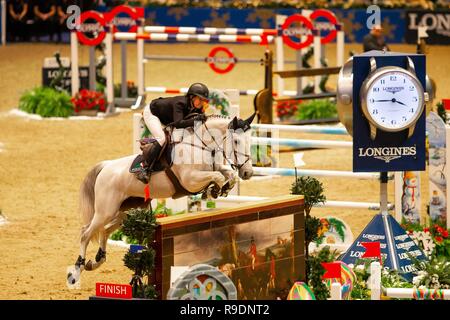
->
[149, 95, 203, 128]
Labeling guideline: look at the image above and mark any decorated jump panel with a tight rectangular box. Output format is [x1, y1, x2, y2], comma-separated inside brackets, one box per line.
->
[154, 195, 305, 300]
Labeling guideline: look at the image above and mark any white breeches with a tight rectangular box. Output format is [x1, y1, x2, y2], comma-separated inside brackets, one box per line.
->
[143, 105, 166, 147]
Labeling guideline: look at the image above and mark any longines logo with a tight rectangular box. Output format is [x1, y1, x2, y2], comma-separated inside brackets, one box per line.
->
[383, 86, 404, 94]
[358, 146, 416, 163]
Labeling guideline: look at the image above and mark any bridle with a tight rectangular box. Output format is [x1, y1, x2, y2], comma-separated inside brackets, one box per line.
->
[180, 119, 251, 172]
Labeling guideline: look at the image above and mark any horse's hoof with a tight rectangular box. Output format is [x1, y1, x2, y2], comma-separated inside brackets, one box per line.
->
[67, 267, 81, 287]
[85, 260, 93, 271]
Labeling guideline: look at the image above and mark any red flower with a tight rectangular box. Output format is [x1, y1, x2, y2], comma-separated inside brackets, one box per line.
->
[436, 226, 444, 234]
[424, 228, 430, 233]
[442, 230, 449, 238]
[435, 236, 444, 243]
[71, 90, 106, 113]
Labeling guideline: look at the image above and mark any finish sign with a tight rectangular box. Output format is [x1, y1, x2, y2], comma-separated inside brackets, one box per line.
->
[206, 47, 237, 74]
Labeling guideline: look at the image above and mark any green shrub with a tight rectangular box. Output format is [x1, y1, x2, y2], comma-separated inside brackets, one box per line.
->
[19, 87, 74, 118]
[295, 99, 337, 121]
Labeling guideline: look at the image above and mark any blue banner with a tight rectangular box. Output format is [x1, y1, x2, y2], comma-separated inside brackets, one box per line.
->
[143, 7, 408, 44]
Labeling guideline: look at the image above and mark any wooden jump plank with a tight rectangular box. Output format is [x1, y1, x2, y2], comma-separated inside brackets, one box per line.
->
[275, 91, 337, 102]
[156, 195, 304, 231]
[274, 67, 341, 78]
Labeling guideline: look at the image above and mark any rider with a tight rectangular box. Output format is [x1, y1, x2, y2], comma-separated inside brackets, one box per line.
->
[139, 83, 210, 180]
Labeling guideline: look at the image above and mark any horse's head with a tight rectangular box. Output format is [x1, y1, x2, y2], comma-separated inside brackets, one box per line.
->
[226, 113, 255, 180]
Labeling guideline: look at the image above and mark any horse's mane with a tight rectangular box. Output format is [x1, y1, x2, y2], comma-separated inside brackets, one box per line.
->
[206, 114, 232, 121]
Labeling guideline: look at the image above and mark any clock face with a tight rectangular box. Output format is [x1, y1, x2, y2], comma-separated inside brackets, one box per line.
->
[364, 70, 424, 131]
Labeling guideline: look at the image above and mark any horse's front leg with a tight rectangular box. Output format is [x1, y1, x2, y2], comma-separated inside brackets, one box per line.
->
[179, 169, 227, 198]
[217, 165, 238, 196]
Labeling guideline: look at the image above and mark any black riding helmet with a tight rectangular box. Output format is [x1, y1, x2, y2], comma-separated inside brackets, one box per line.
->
[187, 83, 209, 101]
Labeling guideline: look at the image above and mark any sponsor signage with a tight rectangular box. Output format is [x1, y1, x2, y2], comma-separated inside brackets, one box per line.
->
[352, 51, 426, 172]
[406, 10, 450, 45]
[96, 283, 132, 299]
[341, 214, 426, 281]
[105, 5, 144, 33]
[281, 10, 339, 50]
[76, 10, 106, 46]
[42, 66, 89, 91]
[206, 46, 237, 74]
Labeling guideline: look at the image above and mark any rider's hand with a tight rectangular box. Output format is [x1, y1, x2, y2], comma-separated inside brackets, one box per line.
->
[194, 114, 207, 123]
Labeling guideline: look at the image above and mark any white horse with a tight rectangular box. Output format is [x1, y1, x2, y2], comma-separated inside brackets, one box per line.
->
[67, 114, 255, 283]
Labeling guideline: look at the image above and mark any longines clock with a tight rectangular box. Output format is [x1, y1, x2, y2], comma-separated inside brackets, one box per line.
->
[360, 57, 428, 140]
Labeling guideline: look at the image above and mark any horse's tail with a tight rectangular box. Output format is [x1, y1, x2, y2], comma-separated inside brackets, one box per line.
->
[79, 162, 105, 243]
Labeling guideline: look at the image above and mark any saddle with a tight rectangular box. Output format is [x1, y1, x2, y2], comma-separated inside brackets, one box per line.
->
[129, 130, 173, 175]
[129, 128, 212, 199]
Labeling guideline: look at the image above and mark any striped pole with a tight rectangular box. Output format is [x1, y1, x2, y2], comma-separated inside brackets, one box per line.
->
[253, 167, 389, 180]
[251, 123, 348, 135]
[137, 25, 145, 97]
[251, 137, 352, 149]
[114, 32, 275, 44]
[144, 86, 298, 97]
[143, 26, 278, 36]
[313, 30, 321, 93]
[336, 24, 345, 67]
[215, 196, 395, 211]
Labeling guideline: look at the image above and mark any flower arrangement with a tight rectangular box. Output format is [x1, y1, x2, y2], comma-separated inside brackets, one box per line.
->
[404, 223, 450, 258]
[114, 81, 138, 98]
[275, 100, 299, 120]
[71, 89, 106, 113]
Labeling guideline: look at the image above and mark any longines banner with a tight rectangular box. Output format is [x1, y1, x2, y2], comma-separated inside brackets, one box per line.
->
[405, 10, 450, 45]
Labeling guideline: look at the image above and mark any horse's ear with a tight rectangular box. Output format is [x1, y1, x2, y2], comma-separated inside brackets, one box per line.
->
[229, 116, 238, 130]
[245, 112, 256, 125]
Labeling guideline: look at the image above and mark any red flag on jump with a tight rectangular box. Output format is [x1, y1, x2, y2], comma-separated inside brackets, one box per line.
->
[321, 262, 341, 280]
[361, 242, 382, 264]
[144, 185, 150, 202]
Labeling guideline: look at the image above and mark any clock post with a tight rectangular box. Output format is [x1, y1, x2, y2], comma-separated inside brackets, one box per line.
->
[337, 51, 430, 280]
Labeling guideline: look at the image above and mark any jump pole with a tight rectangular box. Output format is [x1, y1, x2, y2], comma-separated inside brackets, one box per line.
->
[251, 123, 348, 135]
[313, 30, 321, 93]
[336, 24, 345, 67]
[215, 196, 394, 211]
[105, 26, 114, 113]
[275, 15, 286, 97]
[1, 0, 5, 46]
[251, 136, 352, 149]
[70, 32, 79, 96]
[252, 167, 389, 180]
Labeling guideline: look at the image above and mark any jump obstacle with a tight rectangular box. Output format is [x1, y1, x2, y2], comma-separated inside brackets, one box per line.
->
[328, 262, 450, 300]
[70, 7, 345, 110]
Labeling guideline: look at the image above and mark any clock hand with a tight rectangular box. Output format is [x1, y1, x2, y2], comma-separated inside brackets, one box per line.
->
[374, 99, 392, 102]
[394, 100, 407, 106]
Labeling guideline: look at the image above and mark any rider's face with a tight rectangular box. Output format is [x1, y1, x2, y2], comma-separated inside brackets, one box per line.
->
[192, 96, 209, 111]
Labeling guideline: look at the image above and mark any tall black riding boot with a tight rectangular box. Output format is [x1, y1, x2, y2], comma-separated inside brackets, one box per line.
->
[144, 142, 163, 172]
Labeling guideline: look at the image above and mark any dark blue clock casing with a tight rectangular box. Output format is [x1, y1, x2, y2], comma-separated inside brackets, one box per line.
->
[353, 51, 426, 172]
